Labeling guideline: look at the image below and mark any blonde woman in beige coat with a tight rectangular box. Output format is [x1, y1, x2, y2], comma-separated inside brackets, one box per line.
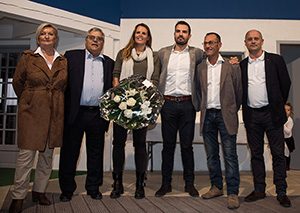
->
[9, 23, 67, 213]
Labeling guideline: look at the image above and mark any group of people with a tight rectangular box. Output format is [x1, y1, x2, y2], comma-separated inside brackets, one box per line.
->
[8, 20, 293, 212]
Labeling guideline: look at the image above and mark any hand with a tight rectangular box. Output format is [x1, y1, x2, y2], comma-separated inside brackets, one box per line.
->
[229, 56, 239, 64]
[112, 78, 119, 88]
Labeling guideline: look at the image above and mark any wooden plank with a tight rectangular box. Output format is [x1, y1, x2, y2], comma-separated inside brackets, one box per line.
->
[69, 194, 90, 213]
[83, 195, 110, 213]
[36, 192, 55, 213]
[116, 196, 145, 212]
[146, 197, 182, 212]
[178, 197, 223, 213]
[52, 193, 74, 213]
[163, 197, 202, 213]
[131, 196, 163, 213]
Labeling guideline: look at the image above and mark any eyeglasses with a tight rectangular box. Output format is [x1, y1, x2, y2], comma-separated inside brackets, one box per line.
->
[202, 41, 218, 46]
[87, 35, 104, 42]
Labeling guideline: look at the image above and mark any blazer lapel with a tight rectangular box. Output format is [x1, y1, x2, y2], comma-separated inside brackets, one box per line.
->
[220, 61, 228, 90]
[189, 47, 196, 85]
[158, 46, 172, 93]
[32, 55, 51, 78]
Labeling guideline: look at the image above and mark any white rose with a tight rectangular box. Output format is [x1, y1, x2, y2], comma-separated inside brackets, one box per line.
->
[113, 95, 121, 103]
[126, 97, 136, 107]
[128, 89, 137, 96]
[124, 109, 133, 119]
[118, 102, 127, 110]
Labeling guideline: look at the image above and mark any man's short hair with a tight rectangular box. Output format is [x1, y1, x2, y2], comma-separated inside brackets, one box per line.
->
[175, 21, 191, 34]
[205, 32, 221, 42]
[87, 27, 105, 40]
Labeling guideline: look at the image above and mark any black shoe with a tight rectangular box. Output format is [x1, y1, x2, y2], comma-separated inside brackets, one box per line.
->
[155, 185, 172, 197]
[185, 185, 199, 197]
[110, 172, 124, 199]
[135, 171, 145, 199]
[277, 193, 291, 207]
[9, 199, 23, 213]
[60, 192, 73, 202]
[244, 190, 266, 202]
[87, 190, 102, 200]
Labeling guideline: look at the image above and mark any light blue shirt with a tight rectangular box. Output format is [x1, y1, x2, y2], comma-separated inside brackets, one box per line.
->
[80, 49, 104, 106]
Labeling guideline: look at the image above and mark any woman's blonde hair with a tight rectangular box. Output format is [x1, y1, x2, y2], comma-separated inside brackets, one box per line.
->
[35, 23, 59, 48]
[122, 23, 152, 61]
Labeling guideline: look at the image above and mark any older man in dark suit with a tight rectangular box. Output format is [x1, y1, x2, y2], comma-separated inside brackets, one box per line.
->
[59, 27, 114, 201]
[240, 30, 291, 207]
[197, 32, 242, 210]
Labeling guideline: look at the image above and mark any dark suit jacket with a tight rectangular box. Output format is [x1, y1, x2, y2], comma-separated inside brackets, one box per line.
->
[64, 49, 114, 130]
[197, 58, 242, 136]
[240, 51, 291, 128]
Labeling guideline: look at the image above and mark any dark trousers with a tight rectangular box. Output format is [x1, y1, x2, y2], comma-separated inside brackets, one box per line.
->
[161, 99, 196, 186]
[112, 123, 148, 173]
[246, 107, 287, 194]
[59, 108, 107, 193]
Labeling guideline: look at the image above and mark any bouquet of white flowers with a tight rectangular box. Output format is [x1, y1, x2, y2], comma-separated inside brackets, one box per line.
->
[99, 75, 164, 129]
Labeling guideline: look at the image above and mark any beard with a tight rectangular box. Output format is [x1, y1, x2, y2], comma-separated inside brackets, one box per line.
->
[175, 36, 188, 45]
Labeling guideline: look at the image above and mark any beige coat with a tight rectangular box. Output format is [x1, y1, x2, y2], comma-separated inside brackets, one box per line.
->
[13, 50, 67, 151]
[196, 57, 242, 136]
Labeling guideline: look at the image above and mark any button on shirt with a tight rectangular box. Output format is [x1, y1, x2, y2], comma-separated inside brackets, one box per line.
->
[164, 46, 191, 96]
[207, 54, 224, 109]
[80, 49, 104, 106]
[247, 51, 269, 108]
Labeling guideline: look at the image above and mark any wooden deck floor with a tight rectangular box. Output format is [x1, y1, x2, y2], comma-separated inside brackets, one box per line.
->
[1, 170, 300, 212]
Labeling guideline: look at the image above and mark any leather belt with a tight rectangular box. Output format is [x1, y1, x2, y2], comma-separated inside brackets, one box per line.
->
[80, 106, 99, 110]
[163, 95, 192, 102]
[207, 108, 221, 112]
[250, 105, 269, 112]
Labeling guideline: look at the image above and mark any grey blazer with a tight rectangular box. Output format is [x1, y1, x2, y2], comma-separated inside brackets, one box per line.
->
[196, 57, 242, 135]
[157, 45, 205, 111]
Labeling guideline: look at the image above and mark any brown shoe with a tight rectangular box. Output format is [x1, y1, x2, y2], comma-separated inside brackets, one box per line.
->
[185, 185, 199, 197]
[155, 185, 172, 197]
[277, 193, 291, 207]
[201, 185, 223, 199]
[244, 190, 266, 202]
[32, 191, 51, 205]
[9, 199, 23, 213]
[228, 194, 240, 209]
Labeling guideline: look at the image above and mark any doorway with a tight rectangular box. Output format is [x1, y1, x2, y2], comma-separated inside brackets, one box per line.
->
[280, 43, 300, 170]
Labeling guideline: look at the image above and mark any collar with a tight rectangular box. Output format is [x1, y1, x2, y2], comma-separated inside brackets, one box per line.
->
[34, 46, 60, 59]
[171, 44, 189, 53]
[248, 51, 265, 64]
[85, 49, 104, 60]
[206, 54, 224, 67]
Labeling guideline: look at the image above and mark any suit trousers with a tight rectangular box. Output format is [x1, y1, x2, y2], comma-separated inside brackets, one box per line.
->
[246, 107, 287, 194]
[11, 145, 54, 199]
[112, 123, 148, 173]
[59, 108, 106, 193]
[161, 99, 196, 186]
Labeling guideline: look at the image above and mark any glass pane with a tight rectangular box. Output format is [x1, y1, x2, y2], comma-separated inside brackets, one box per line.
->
[0, 101, 4, 113]
[0, 131, 2, 145]
[9, 53, 20, 66]
[7, 83, 17, 99]
[6, 105, 17, 113]
[0, 115, 3, 129]
[8, 69, 15, 79]
[1, 68, 6, 80]
[6, 115, 17, 129]
[0, 53, 7, 67]
[5, 131, 16, 145]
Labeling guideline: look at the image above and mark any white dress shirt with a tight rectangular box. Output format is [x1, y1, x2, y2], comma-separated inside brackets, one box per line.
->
[80, 49, 104, 106]
[207, 54, 224, 109]
[34, 47, 60, 70]
[247, 51, 269, 108]
[164, 46, 191, 96]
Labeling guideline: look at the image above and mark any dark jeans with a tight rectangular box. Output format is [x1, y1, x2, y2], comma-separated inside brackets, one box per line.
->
[246, 108, 287, 194]
[203, 109, 240, 195]
[161, 99, 196, 186]
[59, 108, 106, 193]
[112, 123, 148, 173]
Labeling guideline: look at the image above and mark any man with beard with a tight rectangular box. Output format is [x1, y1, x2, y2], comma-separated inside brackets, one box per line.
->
[155, 21, 205, 197]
